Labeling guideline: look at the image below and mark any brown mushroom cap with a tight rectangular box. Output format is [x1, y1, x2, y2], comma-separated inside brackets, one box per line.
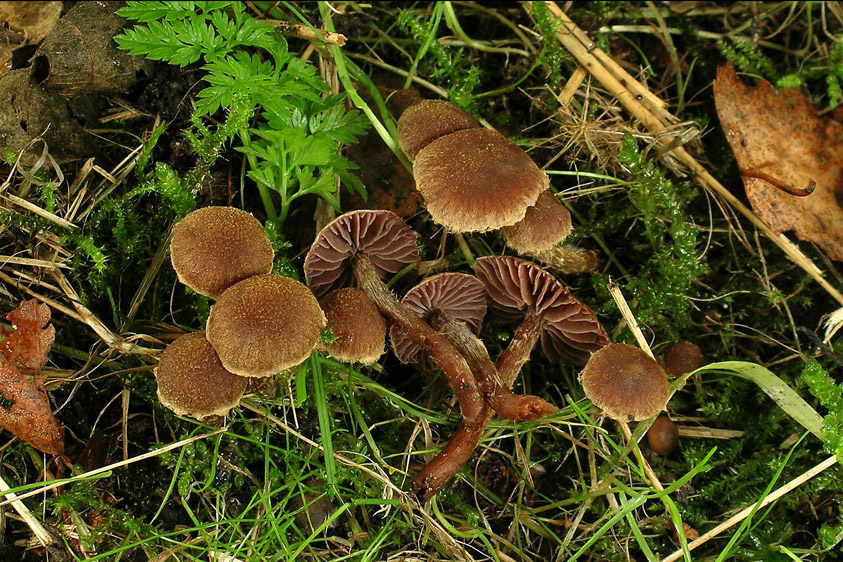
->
[663, 341, 705, 377]
[579, 343, 670, 421]
[647, 415, 680, 456]
[501, 191, 573, 254]
[319, 288, 386, 365]
[474, 256, 608, 364]
[303, 210, 420, 298]
[397, 100, 479, 162]
[170, 206, 274, 298]
[206, 274, 326, 377]
[155, 332, 248, 419]
[391, 273, 487, 364]
[413, 128, 548, 232]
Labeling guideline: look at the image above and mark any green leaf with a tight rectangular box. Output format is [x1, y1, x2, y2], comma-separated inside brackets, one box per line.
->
[697, 361, 824, 439]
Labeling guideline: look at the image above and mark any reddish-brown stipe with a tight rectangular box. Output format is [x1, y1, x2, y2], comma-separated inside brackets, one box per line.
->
[740, 168, 815, 197]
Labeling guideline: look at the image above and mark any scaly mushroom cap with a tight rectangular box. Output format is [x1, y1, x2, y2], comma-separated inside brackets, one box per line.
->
[206, 274, 326, 377]
[413, 128, 548, 232]
[155, 332, 248, 419]
[501, 191, 573, 253]
[391, 273, 487, 364]
[303, 210, 419, 298]
[319, 288, 387, 365]
[474, 256, 608, 364]
[397, 100, 479, 162]
[579, 343, 670, 421]
[170, 206, 274, 298]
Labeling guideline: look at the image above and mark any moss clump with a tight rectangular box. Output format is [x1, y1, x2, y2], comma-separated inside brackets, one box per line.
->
[617, 134, 707, 339]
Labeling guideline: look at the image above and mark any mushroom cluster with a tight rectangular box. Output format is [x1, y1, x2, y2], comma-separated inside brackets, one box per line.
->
[156, 206, 326, 420]
[398, 99, 596, 274]
[398, 100, 548, 233]
[305, 209, 609, 501]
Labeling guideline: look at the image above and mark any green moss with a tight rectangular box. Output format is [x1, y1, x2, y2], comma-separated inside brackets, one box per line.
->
[616, 134, 707, 338]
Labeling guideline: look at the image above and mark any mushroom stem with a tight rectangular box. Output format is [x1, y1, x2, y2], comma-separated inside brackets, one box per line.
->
[428, 310, 557, 421]
[412, 421, 487, 502]
[494, 313, 544, 386]
[351, 254, 485, 426]
[412, 311, 555, 502]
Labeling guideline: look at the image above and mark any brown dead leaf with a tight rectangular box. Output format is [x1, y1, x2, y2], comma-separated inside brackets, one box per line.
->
[0, 357, 64, 457]
[0, 300, 63, 457]
[714, 61, 843, 260]
[0, 1, 62, 77]
[1, 299, 55, 372]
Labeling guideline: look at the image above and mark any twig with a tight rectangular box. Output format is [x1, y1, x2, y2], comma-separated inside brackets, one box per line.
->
[0, 473, 54, 547]
[662, 454, 839, 562]
[607, 279, 652, 358]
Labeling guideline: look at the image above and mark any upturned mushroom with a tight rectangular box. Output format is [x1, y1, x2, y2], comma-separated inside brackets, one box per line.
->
[169, 206, 274, 298]
[473, 256, 609, 386]
[319, 287, 386, 365]
[392, 273, 557, 421]
[397, 99, 479, 162]
[303, 210, 486, 501]
[206, 274, 326, 378]
[155, 332, 248, 419]
[412, 127, 548, 232]
[579, 343, 670, 421]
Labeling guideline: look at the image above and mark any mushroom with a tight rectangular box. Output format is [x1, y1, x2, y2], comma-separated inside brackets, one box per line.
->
[155, 332, 248, 419]
[319, 287, 386, 365]
[303, 210, 486, 501]
[170, 206, 274, 298]
[391, 272, 557, 421]
[206, 274, 326, 377]
[579, 343, 670, 421]
[397, 99, 479, 162]
[500, 191, 573, 254]
[647, 415, 680, 456]
[412, 128, 548, 232]
[473, 256, 609, 386]
[662, 341, 704, 377]
[500, 192, 600, 275]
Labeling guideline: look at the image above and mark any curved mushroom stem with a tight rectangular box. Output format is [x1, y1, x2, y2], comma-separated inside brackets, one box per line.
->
[412, 420, 487, 502]
[494, 312, 543, 386]
[351, 254, 485, 426]
[428, 310, 557, 421]
[412, 310, 555, 502]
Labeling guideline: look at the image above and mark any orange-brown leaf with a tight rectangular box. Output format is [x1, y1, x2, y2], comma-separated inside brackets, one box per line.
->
[714, 61, 843, 260]
[1, 299, 55, 372]
[0, 356, 64, 457]
[0, 300, 63, 457]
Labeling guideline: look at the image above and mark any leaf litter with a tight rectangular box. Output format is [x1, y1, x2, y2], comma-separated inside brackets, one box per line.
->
[0, 299, 64, 458]
[714, 60, 843, 260]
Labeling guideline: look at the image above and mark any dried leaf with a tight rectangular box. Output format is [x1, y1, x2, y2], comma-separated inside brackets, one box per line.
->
[714, 61, 843, 260]
[0, 1, 62, 78]
[0, 357, 64, 457]
[0, 300, 63, 457]
[1, 299, 55, 372]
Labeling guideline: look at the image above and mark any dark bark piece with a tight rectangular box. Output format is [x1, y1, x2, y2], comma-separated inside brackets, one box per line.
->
[32, 1, 153, 98]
